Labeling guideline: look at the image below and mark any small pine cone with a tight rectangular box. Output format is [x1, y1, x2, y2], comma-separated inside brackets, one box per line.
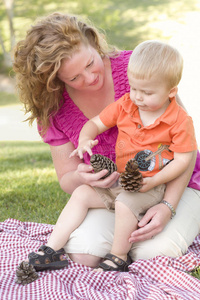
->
[119, 158, 143, 192]
[16, 261, 38, 285]
[90, 154, 117, 179]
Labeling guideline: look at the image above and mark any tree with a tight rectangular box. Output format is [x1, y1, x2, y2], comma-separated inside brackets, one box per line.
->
[0, 0, 15, 68]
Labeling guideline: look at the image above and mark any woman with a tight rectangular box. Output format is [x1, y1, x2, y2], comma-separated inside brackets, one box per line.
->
[13, 12, 200, 268]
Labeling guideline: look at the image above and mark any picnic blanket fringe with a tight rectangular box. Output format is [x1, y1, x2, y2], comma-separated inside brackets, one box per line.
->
[0, 218, 200, 300]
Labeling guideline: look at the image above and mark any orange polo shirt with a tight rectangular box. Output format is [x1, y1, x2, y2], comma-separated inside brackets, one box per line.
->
[99, 93, 197, 176]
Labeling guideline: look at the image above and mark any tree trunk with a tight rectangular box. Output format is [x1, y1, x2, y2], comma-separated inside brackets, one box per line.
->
[1, 0, 15, 68]
[0, 32, 7, 56]
[3, 0, 15, 49]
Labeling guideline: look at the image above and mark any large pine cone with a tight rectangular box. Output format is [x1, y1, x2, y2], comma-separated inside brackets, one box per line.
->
[16, 261, 38, 285]
[119, 158, 143, 192]
[90, 154, 117, 179]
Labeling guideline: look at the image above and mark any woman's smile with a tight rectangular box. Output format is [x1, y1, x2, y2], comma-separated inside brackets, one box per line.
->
[57, 45, 105, 92]
[90, 75, 99, 86]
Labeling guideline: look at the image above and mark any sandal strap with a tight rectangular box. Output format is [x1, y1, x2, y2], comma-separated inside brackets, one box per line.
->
[38, 245, 65, 256]
[28, 245, 65, 264]
[38, 245, 54, 254]
[98, 262, 116, 271]
[97, 253, 132, 272]
[104, 253, 127, 267]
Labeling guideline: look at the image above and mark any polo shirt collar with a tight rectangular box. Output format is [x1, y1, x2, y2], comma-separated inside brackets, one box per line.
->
[121, 93, 179, 126]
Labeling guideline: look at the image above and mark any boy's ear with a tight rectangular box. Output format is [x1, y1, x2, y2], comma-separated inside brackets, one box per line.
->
[169, 86, 178, 98]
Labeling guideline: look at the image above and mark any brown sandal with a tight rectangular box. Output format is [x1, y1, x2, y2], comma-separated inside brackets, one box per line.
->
[28, 245, 68, 271]
[96, 253, 132, 272]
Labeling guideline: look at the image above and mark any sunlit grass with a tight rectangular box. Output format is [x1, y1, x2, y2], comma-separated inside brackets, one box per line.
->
[0, 141, 69, 224]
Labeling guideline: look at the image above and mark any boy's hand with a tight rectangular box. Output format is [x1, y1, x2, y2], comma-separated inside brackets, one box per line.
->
[139, 177, 156, 192]
[69, 139, 98, 159]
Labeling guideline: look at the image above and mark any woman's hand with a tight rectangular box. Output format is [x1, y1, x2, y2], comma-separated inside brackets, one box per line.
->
[128, 202, 171, 243]
[51, 142, 120, 194]
[77, 163, 120, 188]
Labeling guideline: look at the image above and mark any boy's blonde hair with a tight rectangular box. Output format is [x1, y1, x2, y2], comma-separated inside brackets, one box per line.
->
[128, 40, 183, 89]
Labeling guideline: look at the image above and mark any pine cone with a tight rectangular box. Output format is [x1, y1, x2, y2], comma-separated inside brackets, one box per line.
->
[90, 154, 117, 179]
[119, 158, 143, 192]
[16, 261, 38, 285]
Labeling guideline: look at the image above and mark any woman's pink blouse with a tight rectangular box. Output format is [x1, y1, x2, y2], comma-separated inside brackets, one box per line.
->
[41, 50, 132, 164]
[39, 50, 200, 190]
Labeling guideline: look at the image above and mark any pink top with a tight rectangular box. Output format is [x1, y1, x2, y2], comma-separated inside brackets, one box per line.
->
[41, 51, 132, 164]
[39, 50, 200, 190]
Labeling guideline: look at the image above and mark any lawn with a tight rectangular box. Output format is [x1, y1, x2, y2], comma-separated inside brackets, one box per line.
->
[0, 141, 68, 224]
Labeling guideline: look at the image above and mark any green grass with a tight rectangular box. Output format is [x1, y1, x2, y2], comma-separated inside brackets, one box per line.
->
[0, 141, 69, 224]
[189, 266, 200, 280]
[0, 91, 19, 106]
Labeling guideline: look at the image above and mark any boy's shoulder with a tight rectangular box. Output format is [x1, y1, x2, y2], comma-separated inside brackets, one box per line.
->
[168, 97, 190, 120]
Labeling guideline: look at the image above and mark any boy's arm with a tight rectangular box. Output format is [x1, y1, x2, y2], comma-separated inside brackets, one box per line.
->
[129, 150, 197, 242]
[140, 151, 194, 192]
[70, 115, 110, 159]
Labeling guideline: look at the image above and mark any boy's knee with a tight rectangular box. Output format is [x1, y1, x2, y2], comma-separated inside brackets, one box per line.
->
[70, 185, 94, 207]
[72, 184, 93, 197]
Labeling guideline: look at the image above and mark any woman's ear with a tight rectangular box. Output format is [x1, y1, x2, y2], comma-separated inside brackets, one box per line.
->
[169, 86, 178, 98]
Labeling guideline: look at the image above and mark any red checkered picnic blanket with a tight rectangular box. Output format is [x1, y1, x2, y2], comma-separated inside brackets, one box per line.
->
[0, 218, 200, 300]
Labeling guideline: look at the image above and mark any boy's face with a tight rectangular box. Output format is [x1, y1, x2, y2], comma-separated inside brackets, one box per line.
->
[128, 74, 175, 112]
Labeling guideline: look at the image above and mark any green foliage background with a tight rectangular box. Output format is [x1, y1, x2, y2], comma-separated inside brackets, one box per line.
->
[1, 0, 200, 61]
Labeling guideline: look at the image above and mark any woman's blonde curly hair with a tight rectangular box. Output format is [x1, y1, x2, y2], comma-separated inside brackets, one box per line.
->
[13, 12, 117, 133]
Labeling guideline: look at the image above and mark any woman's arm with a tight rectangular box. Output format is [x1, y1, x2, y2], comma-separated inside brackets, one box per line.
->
[129, 150, 197, 243]
[50, 142, 119, 195]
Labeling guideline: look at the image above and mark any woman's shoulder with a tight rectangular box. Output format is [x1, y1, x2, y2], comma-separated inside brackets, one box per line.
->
[42, 89, 86, 145]
[110, 50, 132, 66]
[110, 50, 132, 100]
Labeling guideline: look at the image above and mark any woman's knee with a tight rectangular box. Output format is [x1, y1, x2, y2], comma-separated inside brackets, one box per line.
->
[130, 188, 200, 261]
[130, 237, 184, 261]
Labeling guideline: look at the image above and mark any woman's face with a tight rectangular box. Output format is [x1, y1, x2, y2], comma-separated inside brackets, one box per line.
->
[57, 44, 105, 92]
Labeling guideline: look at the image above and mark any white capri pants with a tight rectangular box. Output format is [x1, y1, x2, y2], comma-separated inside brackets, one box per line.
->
[64, 187, 200, 261]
